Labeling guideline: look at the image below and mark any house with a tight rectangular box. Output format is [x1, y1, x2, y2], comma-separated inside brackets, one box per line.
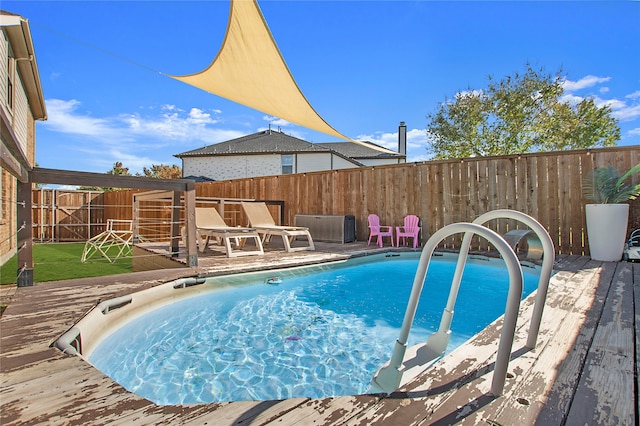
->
[0, 11, 47, 265]
[175, 124, 407, 181]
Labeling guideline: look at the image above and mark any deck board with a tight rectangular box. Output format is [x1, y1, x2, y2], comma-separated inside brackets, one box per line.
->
[1, 245, 637, 425]
[563, 262, 635, 425]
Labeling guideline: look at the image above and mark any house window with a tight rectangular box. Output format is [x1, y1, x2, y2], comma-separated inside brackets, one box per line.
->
[7, 56, 15, 110]
[281, 155, 294, 174]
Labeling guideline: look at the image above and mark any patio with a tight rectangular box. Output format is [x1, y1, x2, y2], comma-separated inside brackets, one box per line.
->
[0, 242, 637, 425]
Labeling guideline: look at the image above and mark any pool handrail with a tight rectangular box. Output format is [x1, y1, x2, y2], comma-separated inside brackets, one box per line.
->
[470, 209, 555, 348]
[426, 210, 554, 371]
[371, 222, 523, 396]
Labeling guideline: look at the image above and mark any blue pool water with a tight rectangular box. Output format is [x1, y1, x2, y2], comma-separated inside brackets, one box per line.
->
[89, 253, 540, 405]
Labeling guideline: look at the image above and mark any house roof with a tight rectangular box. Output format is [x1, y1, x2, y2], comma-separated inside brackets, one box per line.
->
[175, 130, 403, 165]
[183, 175, 216, 183]
[0, 11, 47, 120]
[316, 142, 405, 160]
[175, 130, 333, 157]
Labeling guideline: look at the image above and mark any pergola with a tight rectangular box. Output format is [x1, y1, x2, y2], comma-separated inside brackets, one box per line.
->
[16, 168, 199, 286]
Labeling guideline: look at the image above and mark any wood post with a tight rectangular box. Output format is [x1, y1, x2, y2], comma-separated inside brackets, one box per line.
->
[170, 191, 181, 257]
[16, 178, 33, 286]
[184, 185, 197, 267]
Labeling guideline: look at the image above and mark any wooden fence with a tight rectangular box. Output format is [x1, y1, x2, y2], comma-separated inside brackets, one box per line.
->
[39, 146, 640, 255]
[188, 146, 640, 255]
[31, 189, 105, 241]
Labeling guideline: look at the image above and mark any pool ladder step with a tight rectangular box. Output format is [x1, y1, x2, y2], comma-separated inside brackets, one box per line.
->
[371, 210, 555, 396]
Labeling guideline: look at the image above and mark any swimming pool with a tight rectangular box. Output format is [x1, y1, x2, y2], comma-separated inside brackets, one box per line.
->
[87, 252, 540, 405]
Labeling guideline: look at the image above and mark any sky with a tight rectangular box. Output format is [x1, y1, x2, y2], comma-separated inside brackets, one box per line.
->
[4, 1, 640, 175]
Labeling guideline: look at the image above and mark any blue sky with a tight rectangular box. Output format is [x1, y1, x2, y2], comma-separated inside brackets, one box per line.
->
[5, 1, 640, 174]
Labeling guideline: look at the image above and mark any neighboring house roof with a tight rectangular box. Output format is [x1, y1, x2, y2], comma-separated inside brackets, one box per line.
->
[316, 141, 405, 160]
[174, 130, 403, 166]
[183, 175, 215, 182]
[0, 11, 47, 120]
[175, 130, 331, 158]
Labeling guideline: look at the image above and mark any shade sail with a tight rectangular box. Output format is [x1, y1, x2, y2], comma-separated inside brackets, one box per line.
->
[170, 0, 394, 153]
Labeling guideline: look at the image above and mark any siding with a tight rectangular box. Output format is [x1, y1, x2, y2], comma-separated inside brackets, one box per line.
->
[0, 31, 6, 113]
[183, 154, 283, 180]
[13, 72, 29, 155]
[184, 152, 362, 180]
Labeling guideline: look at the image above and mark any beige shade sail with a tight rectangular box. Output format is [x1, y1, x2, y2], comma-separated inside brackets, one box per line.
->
[170, 0, 394, 153]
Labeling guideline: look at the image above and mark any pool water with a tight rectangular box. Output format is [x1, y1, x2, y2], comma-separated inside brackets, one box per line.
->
[89, 254, 540, 405]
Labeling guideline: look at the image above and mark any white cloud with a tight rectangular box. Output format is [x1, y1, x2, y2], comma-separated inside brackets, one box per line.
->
[44, 98, 239, 145]
[599, 87, 610, 94]
[39, 98, 248, 173]
[559, 93, 640, 122]
[593, 96, 627, 110]
[263, 115, 292, 127]
[42, 99, 124, 139]
[626, 90, 640, 100]
[561, 75, 611, 92]
[613, 104, 640, 121]
[628, 127, 640, 136]
[588, 96, 640, 121]
[559, 93, 584, 106]
[187, 108, 217, 125]
[356, 128, 431, 162]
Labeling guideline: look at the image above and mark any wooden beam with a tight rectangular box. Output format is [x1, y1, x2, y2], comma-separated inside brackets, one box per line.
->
[0, 142, 27, 182]
[133, 190, 175, 202]
[31, 168, 196, 192]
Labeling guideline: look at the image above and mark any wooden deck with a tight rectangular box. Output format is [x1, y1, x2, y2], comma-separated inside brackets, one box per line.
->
[1, 243, 638, 425]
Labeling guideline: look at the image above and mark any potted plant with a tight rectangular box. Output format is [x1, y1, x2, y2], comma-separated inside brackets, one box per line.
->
[582, 164, 640, 261]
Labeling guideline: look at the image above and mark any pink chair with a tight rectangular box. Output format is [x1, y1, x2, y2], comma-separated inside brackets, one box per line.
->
[396, 215, 421, 248]
[367, 214, 394, 247]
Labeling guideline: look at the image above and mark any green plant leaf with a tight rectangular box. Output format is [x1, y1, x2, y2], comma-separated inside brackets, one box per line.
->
[583, 164, 640, 203]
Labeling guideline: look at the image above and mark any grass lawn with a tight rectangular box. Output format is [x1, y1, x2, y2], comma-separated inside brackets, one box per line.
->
[1, 243, 132, 285]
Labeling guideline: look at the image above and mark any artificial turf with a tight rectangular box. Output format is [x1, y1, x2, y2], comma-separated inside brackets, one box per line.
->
[1, 242, 132, 285]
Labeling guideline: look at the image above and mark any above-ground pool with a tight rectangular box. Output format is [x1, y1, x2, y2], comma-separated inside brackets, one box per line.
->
[87, 252, 540, 405]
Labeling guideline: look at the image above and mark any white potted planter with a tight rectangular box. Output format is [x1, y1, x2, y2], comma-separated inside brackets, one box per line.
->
[583, 165, 640, 261]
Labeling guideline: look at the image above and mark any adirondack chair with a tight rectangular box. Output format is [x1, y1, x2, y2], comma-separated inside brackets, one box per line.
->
[396, 215, 421, 248]
[367, 214, 394, 248]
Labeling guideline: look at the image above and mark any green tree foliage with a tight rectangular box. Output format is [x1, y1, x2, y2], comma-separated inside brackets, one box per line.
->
[140, 164, 182, 179]
[78, 162, 182, 191]
[426, 65, 620, 159]
[108, 161, 132, 176]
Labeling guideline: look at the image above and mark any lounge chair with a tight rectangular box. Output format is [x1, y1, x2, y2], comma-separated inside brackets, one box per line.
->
[188, 207, 264, 258]
[367, 214, 394, 248]
[396, 214, 421, 248]
[241, 202, 315, 252]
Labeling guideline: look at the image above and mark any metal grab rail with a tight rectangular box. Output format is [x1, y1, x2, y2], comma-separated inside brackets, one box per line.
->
[371, 222, 523, 396]
[469, 210, 555, 349]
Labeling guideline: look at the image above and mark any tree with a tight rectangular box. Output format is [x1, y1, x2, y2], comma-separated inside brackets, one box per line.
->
[426, 65, 620, 160]
[139, 164, 182, 179]
[107, 161, 132, 176]
[78, 162, 133, 191]
[78, 162, 182, 191]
